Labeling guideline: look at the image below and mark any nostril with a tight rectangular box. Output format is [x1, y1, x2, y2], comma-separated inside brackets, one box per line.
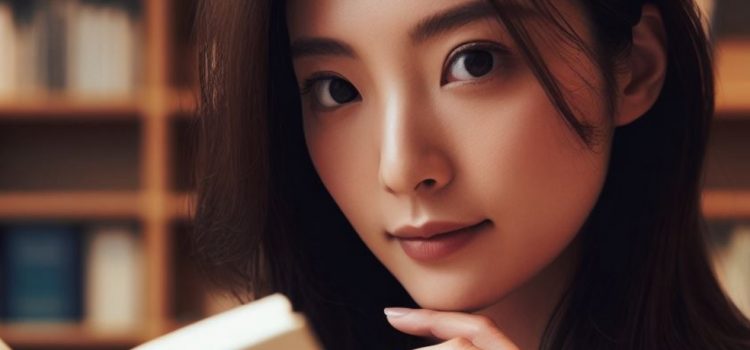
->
[416, 179, 437, 190]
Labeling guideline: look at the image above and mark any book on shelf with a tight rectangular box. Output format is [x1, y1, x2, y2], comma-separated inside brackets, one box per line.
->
[68, 0, 141, 97]
[0, 221, 145, 329]
[0, 2, 18, 96]
[717, 224, 750, 317]
[0, 223, 83, 322]
[0, 0, 142, 99]
[84, 223, 144, 333]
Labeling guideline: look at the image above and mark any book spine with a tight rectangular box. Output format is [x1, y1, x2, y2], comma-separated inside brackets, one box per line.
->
[84, 223, 144, 332]
[69, 1, 137, 97]
[63, 0, 79, 97]
[29, 0, 141, 97]
[31, 1, 49, 95]
[722, 225, 750, 317]
[0, 2, 17, 97]
[9, 0, 35, 94]
[45, 0, 67, 92]
[0, 223, 83, 322]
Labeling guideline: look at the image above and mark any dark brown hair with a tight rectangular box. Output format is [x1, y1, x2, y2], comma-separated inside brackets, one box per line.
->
[191, 0, 750, 349]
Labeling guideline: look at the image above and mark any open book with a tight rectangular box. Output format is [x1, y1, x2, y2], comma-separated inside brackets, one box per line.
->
[0, 294, 321, 350]
[134, 293, 322, 350]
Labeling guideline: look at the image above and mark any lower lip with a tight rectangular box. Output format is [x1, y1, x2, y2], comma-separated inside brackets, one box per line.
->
[397, 220, 491, 262]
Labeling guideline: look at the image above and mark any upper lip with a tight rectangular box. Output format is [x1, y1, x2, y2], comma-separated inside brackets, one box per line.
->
[390, 220, 487, 239]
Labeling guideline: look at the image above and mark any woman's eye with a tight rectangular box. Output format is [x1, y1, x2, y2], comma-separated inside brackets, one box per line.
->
[442, 44, 506, 85]
[307, 76, 360, 109]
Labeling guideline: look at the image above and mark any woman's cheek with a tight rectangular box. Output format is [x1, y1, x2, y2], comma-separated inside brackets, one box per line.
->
[302, 109, 385, 242]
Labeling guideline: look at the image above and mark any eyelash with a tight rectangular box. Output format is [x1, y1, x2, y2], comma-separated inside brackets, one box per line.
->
[298, 40, 512, 107]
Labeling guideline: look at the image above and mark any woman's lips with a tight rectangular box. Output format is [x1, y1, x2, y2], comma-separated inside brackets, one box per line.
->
[395, 220, 492, 262]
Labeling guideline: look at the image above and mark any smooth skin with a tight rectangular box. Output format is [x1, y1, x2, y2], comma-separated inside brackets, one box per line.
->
[288, 0, 666, 348]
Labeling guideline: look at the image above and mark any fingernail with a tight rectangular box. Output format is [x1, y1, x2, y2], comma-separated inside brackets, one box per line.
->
[384, 307, 411, 318]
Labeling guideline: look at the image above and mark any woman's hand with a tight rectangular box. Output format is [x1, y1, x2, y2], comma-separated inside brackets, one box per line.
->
[385, 307, 520, 350]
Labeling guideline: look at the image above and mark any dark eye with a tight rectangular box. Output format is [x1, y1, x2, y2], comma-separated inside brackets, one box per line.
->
[442, 43, 507, 85]
[310, 77, 360, 108]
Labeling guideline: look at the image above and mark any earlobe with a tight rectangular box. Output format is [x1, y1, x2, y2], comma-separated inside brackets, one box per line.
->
[614, 4, 668, 127]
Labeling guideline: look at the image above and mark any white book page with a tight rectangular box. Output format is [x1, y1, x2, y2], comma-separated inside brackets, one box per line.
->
[134, 294, 322, 350]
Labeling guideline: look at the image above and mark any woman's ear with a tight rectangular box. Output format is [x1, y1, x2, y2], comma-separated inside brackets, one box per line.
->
[614, 4, 668, 127]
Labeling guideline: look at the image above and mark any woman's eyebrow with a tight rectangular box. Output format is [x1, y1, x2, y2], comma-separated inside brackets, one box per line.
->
[290, 1, 533, 60]
[290, 37, 356, 60]
[410, 0, 531, 45]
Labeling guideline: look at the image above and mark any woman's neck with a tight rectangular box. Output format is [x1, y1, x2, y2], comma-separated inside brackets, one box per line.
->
[473, 236, 580, 350]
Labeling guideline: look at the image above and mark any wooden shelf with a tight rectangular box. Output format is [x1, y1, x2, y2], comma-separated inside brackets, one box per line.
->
[0, 191, 142, 219]
[0, 89, 197, 119]
[168, 192, 195, 220]
[0, 95, 142, 119]
[0, 191, 196, 220]
[715, 40, 750, 116]
[0, 0, 191, 348]
[702, 189, 750, 219]
[169, 89, 198, 117]
[0, 323, 145, 348]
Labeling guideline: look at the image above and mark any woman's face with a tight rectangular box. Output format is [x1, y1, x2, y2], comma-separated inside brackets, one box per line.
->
[288, 0, 613, 311]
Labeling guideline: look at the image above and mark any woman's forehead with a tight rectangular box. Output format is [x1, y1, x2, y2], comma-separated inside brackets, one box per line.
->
[288, 1, 469, 38]
[286, 0, 592, 73]
[285, 0, 584, 46]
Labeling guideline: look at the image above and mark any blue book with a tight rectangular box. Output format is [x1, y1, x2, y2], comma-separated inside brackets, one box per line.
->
[0, 223, 83, 322]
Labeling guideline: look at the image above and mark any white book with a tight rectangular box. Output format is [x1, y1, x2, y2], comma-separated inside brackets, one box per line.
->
[64, 0, 80, 96]
[15, 6, 45, 95]
[84, 224, 144, 333]
[92, 5, 108, 95]
[721, 225, 750, 317]
[31, 1, 49, 94]
[0, 2, 17, 96]
[70, 4, 109, 96]
[68, 2, 87, 96]
[108, 6, 135, 96]
[99, 6, 114, 94]
[134, 293, 323, 350]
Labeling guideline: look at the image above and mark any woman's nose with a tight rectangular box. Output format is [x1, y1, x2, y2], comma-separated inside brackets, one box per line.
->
[378, 94, 454, 196]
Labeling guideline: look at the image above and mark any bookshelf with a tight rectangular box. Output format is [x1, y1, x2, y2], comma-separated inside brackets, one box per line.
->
[715, 40, 750, 115]
[0, 0, 198, 349]
[705, 38, 750, 218]
[0, 1, 746, 349]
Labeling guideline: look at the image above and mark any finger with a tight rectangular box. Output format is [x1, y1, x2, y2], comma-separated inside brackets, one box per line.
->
[384, 308, 519, 349]
[413, 337, 481, 350]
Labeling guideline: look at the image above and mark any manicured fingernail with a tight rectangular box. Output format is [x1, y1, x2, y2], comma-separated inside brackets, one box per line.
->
[384, 307, 411, 317]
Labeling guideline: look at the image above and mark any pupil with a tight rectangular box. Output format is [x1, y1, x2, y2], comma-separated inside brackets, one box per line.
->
[464, 50, 493, 77]
[329, 79, 358, 103]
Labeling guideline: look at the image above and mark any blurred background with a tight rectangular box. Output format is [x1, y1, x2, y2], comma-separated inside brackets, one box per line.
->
[0, 0, 746, 349]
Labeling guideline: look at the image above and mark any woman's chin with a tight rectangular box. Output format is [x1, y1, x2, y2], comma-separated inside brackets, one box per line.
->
[406, 287, 501, 313]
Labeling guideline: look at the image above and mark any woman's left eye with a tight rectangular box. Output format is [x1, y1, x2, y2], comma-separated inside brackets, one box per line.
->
[442, 43, 507, 85]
